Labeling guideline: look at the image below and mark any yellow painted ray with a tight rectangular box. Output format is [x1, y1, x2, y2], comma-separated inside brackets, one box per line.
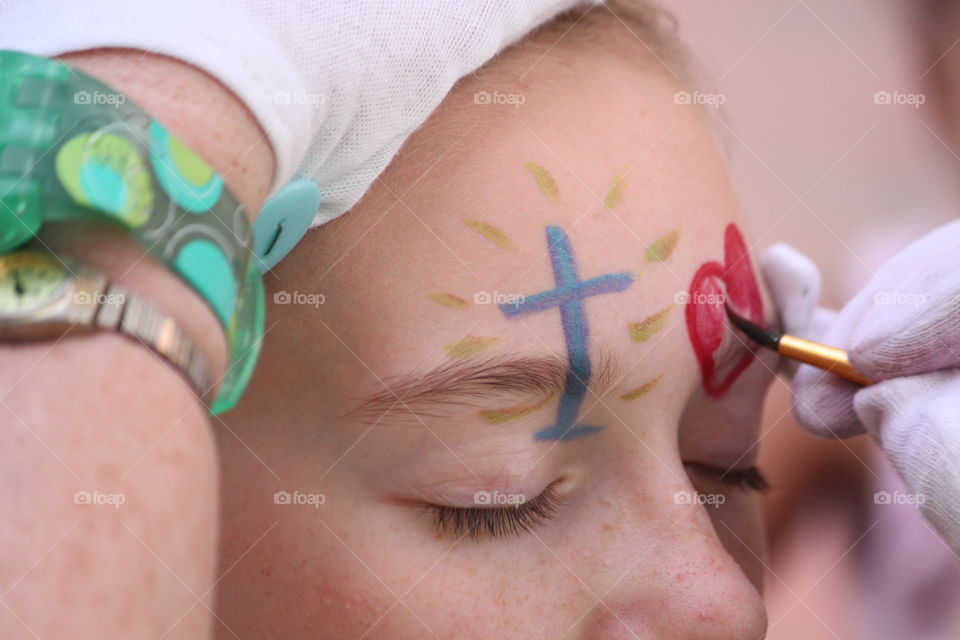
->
[645, 229, 679, 263]
[628, 305, 672, 343]
[605, 171, 625, 209]
[620, 373, 664, 400]
[462, 219, 512, 249]
[444, 335, 499, 358]
[478, 395, 554, 424]
[427, 292, 470, 309]
[524, 161, 560, 203]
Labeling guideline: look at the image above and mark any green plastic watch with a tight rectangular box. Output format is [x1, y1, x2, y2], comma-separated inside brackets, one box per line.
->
[0, 50, 263, 414]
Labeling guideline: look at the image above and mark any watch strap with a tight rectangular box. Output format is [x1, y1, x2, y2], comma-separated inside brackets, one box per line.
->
[95, 282, 211, 399]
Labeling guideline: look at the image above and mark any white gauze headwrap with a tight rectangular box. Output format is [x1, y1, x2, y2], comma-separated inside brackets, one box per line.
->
[0, 0, 592, 226]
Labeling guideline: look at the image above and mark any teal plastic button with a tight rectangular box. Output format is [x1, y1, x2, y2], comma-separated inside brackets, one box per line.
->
[252, 179, 321, 272]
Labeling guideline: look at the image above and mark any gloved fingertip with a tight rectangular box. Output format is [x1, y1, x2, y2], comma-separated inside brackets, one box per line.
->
[805, 307, 838, 342]
[791, 364, 866, 438]
[760, 243, 821, 336]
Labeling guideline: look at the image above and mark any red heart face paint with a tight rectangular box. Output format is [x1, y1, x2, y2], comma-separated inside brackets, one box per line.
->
[685, 223, 764, 397]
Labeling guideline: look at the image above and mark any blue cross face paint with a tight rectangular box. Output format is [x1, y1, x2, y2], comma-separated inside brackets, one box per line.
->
[500, 226, 634, 441]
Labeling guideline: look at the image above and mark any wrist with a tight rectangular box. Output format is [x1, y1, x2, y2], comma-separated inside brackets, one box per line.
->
[35, 49, 279, 399]
[58, 49, 276, 218]
[34, 221, 229, 391]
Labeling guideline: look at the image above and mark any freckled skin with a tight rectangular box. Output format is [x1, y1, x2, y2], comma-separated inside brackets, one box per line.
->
[213, 12, 777, 640]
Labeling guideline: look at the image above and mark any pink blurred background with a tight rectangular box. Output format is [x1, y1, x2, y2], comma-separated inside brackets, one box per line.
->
[669, 1, 960, 638]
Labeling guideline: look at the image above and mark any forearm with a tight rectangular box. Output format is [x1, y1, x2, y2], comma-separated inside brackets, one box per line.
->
[0, 337, 220, 638]
[0, 50, 274, 638]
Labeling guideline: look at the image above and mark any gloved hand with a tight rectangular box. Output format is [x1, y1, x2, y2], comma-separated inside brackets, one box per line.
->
[761, 219, 960, 553]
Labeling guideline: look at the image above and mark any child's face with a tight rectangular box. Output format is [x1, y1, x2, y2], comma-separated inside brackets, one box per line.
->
[215, 44, 779, 639]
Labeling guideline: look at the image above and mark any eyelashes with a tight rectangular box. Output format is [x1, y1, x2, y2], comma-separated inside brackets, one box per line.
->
[427, 466, 768, 541]
[723, 466, 769, 492]
[686, 462, 770, 493]
[428, 485, 563, 540]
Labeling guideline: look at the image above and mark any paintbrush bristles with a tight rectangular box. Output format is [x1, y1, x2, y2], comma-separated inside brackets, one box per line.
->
[724, 305, 781, 350]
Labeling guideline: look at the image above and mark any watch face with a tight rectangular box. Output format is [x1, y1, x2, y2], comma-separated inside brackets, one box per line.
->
[0, 252, 70, 315]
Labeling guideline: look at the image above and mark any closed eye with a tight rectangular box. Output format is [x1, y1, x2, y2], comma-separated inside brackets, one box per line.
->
[427, 484, 564, 539]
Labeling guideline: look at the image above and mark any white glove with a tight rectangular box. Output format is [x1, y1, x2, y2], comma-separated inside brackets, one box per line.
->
[761, 220, 960, 553]
[0, 0, 587, 225]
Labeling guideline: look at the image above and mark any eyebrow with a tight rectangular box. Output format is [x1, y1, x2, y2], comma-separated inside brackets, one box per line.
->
[345, 352, 620, 425]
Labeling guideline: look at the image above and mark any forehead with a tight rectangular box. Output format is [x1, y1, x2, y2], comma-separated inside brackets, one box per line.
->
[308, 78, 732, 269]
[284, 53, 755, 388]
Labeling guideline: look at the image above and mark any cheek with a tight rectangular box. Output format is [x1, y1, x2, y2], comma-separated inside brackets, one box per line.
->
[213, 443, 395, 637]
[216, 519, 405, 638]
[216, 485, 574, 640]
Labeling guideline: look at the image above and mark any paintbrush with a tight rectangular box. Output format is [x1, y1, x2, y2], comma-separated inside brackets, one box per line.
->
[725, 305, 872, 386]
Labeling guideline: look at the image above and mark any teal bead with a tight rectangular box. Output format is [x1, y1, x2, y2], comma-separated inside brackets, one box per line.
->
[148, 120, 224, 213]
[252, 179, 321, 272]
[173, 239, 237, 326]
[80, 162, 128, 214]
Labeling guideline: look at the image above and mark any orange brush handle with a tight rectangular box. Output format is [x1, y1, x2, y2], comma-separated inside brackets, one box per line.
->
[778, 334, 872, 386]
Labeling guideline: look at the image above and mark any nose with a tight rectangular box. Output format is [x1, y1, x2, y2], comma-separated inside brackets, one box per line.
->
[575, 477, 768, 639]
